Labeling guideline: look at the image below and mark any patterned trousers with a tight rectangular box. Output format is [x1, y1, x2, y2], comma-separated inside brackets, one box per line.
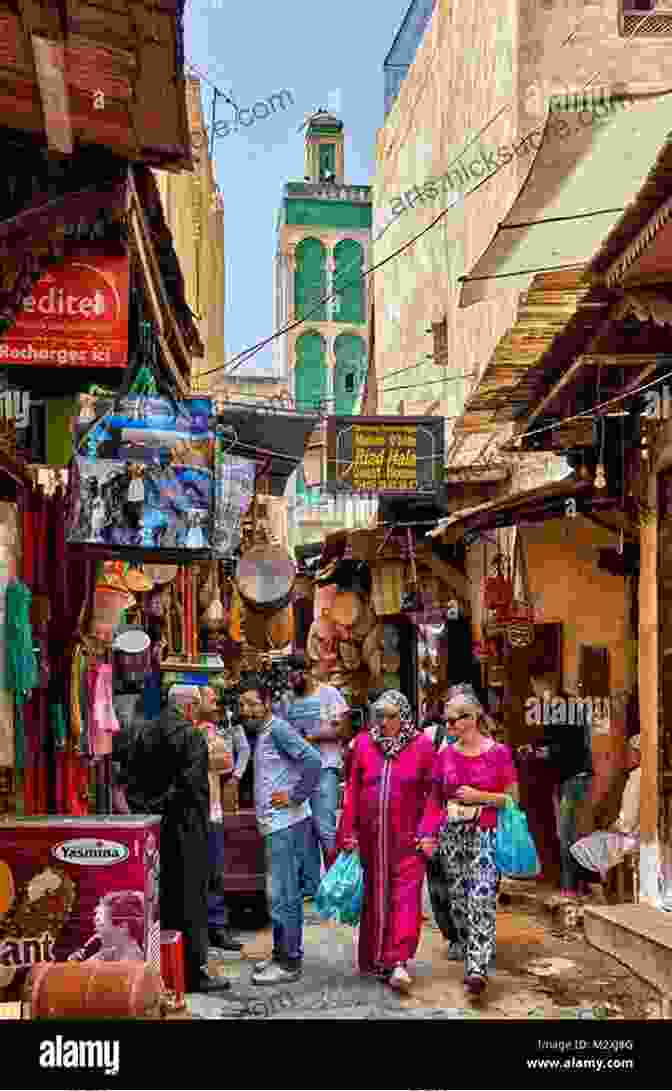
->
[436, 823, 498, 978]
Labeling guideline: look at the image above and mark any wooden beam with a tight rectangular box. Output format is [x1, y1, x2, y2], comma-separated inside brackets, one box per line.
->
[639, 467, 660, 904]
[580, 354, 665, 368]
[516, 357, 587, 433]
[422, 550, 469, 601]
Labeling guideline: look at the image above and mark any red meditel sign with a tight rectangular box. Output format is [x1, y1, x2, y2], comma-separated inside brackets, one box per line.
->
[0, 251, 129, 368]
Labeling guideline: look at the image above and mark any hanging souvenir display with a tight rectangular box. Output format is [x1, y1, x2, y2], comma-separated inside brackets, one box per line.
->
[66, 396, 255, 559]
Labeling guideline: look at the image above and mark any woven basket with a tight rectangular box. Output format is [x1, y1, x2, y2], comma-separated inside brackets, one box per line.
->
[339, 641, 361, 671]
[362, 623, 384, 665]
[351, 599, 376, 641]
[267, 605, 294, 650]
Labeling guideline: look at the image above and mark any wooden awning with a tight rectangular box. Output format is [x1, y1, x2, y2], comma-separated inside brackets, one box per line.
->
[428, 476, 620, 544]
[0, 1, 192, 170]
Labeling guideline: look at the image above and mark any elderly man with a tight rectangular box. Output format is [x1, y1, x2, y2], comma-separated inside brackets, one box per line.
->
[570, 734, 641, 897]
[122, 684, 230, 994]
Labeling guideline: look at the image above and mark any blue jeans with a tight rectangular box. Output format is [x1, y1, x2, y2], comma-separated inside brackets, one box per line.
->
[208, 823, 229, 930]
[301, 768, 340, 897]
[266, 818, 310, 966]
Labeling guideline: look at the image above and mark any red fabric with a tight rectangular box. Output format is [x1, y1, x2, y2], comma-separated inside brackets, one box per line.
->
[338, 731, 436, 974]
[420, 742, 518, 833]
[161, 931, 185, 1004]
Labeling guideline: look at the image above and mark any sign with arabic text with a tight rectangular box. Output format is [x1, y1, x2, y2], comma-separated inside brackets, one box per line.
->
[325, 416, 444, 495]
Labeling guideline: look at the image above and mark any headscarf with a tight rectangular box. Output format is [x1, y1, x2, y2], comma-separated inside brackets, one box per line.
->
[370, 690, 418, 759]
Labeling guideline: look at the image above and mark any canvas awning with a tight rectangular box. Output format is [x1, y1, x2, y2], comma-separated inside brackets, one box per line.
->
[459, 92, 672, 308]
[427, 476, 621, 544]
[217, 404, 321, 497]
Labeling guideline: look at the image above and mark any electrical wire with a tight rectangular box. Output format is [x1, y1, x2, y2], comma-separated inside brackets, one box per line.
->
[188, 10, 659, 405]
[513, 365, 672, 444]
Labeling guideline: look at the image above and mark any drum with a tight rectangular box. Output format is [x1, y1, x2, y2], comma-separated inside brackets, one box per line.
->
[235, 545, 296, 613]
[25, 961, 162, 1019]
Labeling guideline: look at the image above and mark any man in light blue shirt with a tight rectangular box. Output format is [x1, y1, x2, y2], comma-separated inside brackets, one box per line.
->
[238, 675, 321, 986]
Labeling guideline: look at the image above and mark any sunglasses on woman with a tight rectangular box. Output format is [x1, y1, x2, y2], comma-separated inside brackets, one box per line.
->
[446, 712, 472, 724]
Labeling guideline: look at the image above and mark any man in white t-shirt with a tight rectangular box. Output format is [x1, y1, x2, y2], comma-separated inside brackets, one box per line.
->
[285, 655, 349, 898]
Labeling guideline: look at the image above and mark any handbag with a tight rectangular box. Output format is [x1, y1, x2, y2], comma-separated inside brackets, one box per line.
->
[444, 801, 483, 824]
[495, 796, 541, 876]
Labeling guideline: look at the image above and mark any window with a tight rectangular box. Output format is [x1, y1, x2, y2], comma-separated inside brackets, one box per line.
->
[294, 238, 327, 321]
[294, 330, 327, 412]
[334, 333, 367, 414]
[333, 239, 365, 323]
[621, 0, 672, 34]
[319, 143, 336, 181]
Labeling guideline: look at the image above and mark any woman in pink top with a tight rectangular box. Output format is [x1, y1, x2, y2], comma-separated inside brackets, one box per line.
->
[418, 686, 518, 998]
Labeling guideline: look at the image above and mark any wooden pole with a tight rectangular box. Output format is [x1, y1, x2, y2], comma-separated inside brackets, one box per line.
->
[638, 466, 660, 904]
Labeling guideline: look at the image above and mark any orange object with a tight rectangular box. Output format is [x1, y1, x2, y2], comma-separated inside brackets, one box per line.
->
[25, 961, 162, 1019]
[160, 931, 185, 1008]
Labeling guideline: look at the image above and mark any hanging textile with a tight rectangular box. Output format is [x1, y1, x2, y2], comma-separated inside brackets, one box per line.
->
[5, 581, 38, 772]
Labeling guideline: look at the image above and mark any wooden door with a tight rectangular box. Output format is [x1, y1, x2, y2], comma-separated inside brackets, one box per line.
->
[503, 622, 562, 747]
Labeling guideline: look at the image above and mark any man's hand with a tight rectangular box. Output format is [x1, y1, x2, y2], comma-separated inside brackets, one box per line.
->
[271, 790, 291, 808]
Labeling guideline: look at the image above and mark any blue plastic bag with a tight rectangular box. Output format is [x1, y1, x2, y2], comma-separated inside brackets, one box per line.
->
[314, 851, 364, 926]
[495, 797, 540, 877]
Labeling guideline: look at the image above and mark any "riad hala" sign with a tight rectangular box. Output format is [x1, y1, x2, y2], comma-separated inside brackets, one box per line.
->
[325, 416, 444, 496]
[0, 250, 129, 369]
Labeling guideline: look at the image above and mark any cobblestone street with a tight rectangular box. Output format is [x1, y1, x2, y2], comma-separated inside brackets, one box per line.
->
[186, 887, 658, 1021]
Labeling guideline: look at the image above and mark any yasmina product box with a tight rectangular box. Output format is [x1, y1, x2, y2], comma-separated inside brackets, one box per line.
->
[0, 816, 161, 991]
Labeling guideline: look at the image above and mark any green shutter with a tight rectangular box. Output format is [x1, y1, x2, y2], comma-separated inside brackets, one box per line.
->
[319, 143, 336, 180]
[295, 330, 327, 413]
[334, 333, 366, 415]
[294, 237, 327, 321]
[333, 239, 365, 324]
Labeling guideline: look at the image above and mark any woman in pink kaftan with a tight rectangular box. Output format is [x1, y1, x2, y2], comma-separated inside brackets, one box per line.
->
[339, 690, 436, 993]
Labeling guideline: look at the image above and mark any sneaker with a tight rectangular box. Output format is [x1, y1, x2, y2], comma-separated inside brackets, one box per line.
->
[252, 956, 279, 973]
[251, 963, 302, 986]
[388, 964, 412, 993]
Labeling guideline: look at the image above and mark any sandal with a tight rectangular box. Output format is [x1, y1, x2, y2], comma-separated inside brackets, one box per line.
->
[464, 974, 487, 997]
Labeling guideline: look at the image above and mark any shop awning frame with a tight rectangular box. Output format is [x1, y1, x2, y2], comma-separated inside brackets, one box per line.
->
[427, 476, 621, 544]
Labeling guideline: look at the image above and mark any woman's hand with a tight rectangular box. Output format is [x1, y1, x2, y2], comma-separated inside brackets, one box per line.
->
[455, 785, 483, 804]
[271, 791, 290, 808]
[417, 837, 437, 859]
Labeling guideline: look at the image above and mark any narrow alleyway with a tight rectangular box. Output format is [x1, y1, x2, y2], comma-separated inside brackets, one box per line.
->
[185, 886, 658, 1021]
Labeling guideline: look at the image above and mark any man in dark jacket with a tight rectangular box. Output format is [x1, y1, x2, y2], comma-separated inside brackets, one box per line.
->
[121, 685, 230, 994]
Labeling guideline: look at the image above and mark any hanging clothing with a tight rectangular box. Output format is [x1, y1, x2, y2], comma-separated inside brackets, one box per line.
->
[87, 663, 120, 757]
[338, 730, 436, 975]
